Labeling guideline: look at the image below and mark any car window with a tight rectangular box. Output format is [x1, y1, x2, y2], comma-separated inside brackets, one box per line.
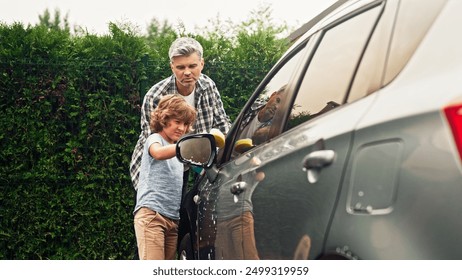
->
[348, 0, 397, 102]
[231, 45, 307, 158]
[286, 5, 382, 131]
[383, 0, 446, 86]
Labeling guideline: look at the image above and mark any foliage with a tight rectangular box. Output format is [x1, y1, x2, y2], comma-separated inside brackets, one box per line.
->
[0, 4, 291, 259]
[38, 8, 70, 33]
[0, 22, 143, 259]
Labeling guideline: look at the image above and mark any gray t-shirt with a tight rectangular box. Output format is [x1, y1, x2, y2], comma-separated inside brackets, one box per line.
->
[134, 133, 184, 220]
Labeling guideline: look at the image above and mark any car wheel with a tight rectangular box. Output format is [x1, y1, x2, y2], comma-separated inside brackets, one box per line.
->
[178, 233, 194, 260]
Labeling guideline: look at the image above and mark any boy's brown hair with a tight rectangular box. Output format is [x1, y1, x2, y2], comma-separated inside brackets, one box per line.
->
[150, 94, 196, 133]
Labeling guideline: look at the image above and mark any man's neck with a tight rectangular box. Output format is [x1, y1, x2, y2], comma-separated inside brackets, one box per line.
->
[177, 84, 195, 96]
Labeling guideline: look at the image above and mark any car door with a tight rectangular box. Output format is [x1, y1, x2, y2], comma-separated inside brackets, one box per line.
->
[196, 0, 390, 260]
[248, 2, 392, 260]
[195, 40, 311, 260]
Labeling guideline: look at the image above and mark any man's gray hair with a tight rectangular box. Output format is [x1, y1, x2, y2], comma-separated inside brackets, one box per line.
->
[168, 37, 204, 62]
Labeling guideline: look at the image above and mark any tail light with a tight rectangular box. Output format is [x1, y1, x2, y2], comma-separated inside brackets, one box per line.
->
[444, 103, 462, 162]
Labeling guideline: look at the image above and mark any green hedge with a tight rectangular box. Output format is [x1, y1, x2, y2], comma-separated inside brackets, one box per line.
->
[0, 20, 288, 259]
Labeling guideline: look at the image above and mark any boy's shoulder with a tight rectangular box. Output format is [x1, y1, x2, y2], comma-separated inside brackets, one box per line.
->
[147, 133, 164, 144]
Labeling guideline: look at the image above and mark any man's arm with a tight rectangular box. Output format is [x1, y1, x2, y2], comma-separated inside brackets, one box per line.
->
[210, 85, 231, 134]
[140, 93, 155, 138]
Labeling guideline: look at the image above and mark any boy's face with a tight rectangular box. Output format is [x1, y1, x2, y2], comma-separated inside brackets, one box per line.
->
[161, 118, 189, 144]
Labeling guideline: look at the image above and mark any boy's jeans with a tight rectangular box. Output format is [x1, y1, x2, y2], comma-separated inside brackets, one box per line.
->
[134, 207, 178, 260]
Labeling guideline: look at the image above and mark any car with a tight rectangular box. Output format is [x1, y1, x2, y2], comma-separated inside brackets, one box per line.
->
[175, 0, 462, 260]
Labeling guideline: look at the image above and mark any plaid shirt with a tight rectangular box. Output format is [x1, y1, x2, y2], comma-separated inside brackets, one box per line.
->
[129, 74, 231, 190]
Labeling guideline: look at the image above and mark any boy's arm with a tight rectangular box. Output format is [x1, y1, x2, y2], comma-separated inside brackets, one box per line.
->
[149, 142, 176, 160]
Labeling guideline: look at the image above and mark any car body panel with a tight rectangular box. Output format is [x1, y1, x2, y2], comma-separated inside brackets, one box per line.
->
[326, 0, 462, 259]
[179, 0, 462, 260]
[248, 95, 377, 259]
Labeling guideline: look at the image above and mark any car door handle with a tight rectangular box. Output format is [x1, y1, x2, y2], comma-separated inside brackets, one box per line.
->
[230, 181, 247, 195]
[303, 150, 335, 170]
[302, 150, 335, 183]
[230, 181, 247, 203]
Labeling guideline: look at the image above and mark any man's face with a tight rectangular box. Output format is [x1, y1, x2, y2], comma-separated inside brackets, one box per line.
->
[258, 92, 282, 123]
[170, 53, 204, 91]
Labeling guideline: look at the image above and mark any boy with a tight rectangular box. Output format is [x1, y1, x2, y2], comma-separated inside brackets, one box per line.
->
[133, 94, 196, 260]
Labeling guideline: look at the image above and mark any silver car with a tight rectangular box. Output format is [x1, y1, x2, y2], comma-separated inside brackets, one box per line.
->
[176, 0, 462, 260]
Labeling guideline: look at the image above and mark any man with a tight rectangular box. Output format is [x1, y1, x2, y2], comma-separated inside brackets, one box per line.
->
[239, 85, 286, 146]
[130, 37, 231, 190]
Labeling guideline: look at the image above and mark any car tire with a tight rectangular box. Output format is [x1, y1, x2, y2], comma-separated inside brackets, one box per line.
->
[178, 233, 194, 260]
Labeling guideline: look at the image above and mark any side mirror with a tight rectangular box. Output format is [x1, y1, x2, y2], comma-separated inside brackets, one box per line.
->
[176, 134, 217, 168]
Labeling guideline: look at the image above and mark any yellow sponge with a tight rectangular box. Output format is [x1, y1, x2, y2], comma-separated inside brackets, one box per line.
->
[234, 138, 253, 153]
[210, 128, 225, 148]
